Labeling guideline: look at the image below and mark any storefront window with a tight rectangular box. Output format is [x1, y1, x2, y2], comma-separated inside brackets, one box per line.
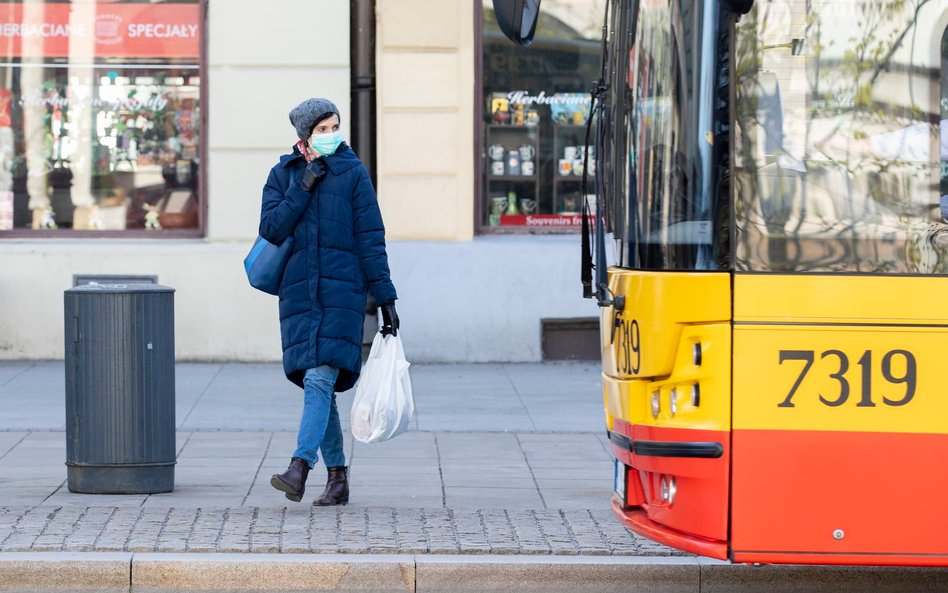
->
[0, 0, 203, 236]
[480, 0, 604, 231]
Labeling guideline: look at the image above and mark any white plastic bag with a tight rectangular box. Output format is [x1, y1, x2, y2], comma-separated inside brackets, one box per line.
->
[350, 333, 414, 443]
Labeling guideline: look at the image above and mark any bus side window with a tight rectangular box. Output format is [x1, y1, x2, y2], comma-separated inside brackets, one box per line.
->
[940, 25, 947, 223]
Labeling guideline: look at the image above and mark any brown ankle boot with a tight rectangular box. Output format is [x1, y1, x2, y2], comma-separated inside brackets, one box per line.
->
[312, 466, 349, 506]
[270, 457, 309, 502]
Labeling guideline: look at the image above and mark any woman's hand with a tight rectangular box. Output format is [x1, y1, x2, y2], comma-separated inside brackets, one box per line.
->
[380, 302, 399, 337]
[300, 159, 327, 192]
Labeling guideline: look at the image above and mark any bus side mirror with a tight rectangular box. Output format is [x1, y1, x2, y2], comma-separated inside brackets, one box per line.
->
[725, 0, 754, 14]
[492, 0, 541, 46]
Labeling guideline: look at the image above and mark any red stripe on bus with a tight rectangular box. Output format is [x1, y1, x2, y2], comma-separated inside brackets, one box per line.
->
[732, 429, 948, 559]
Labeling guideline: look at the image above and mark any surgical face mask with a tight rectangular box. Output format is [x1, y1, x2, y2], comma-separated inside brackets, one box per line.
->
[310, 131, 342, 156]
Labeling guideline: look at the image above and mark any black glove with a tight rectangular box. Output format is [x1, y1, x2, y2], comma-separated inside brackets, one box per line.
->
[299, 159, 327, 193]
[379, 302, 399, 337]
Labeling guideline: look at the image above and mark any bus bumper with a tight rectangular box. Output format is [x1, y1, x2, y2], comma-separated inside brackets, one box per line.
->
[611, 497, 728, 559]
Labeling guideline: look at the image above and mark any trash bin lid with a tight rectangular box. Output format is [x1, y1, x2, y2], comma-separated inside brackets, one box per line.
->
[65, 283, 175, 294]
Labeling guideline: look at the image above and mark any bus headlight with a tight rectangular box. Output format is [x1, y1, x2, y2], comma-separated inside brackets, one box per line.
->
[669, 388, 678, 416]
[650, 391, 660, 418]
[660, 475, 677, 505]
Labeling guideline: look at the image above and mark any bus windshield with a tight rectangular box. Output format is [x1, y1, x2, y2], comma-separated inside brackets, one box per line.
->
[733, 0, 947, 273]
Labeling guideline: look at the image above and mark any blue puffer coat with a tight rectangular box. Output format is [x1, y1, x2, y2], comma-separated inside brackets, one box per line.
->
[258, 143, 397, 392]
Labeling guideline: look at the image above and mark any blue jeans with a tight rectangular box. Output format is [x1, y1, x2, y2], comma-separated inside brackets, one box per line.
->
[293, 366, 346, 469]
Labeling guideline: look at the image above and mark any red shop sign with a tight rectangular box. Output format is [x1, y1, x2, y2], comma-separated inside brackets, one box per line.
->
[501, 214, 584, 227]
[0, 3, 199, 60]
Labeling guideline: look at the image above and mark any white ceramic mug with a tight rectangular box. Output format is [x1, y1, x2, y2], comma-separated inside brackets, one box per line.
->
[521, 161, 535, 176]
[558, 159, 572, 176]
[518, 144, 535, 161]
[564, 146, 580, 160]
[491, 161, 505, 175]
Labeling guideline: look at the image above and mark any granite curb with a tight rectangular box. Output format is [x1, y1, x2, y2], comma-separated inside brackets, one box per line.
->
[0, 552, 130, 593]
[1, 553, 947, 593]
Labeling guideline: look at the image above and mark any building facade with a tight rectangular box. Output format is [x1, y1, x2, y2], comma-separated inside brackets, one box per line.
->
[0, 0, 599, 362]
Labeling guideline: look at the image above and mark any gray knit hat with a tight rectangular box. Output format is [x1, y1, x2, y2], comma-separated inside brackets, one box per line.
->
[288, 98, 340, 140]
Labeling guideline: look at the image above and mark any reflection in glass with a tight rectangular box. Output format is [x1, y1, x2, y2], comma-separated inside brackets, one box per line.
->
[734, 0, 947, 273]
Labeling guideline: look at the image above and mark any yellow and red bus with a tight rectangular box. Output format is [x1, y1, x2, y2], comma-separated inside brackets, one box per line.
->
[497, 0, 948, 566]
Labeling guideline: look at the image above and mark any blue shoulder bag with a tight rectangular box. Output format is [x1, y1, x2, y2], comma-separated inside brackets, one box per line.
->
[244, 234, 293, 295]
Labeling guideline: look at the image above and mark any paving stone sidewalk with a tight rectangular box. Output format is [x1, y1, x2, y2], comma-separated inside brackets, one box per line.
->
[0, 362, 683, 558]
[0, 506, 681, 556]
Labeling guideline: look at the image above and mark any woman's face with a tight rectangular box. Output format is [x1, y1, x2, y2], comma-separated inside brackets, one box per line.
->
[310, 114, 340, 140]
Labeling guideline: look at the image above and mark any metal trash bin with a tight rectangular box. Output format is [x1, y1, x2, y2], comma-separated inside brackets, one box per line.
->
[64, 283, 176, 494]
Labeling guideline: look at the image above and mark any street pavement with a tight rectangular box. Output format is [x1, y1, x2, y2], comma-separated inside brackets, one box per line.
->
[0, 360, 677, 555]
[2, 361, 945, 592]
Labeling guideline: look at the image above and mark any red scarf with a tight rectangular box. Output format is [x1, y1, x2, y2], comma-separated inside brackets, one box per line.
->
[296, 140, 315, 163]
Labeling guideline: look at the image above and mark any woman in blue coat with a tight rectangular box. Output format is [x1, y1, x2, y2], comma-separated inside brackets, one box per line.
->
[260, 98, 399, 506]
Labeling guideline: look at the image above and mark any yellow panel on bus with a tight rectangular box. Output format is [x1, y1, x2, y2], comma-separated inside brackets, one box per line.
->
[601, 269, 730, 379]
[603, 323, 732, 432]
[733, 325, 948, 434]
[734, 275, 948, 325]
[733, 274, 948, 434]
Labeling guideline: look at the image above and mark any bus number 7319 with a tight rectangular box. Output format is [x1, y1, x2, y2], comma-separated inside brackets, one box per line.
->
[778, 349, 917, 409]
